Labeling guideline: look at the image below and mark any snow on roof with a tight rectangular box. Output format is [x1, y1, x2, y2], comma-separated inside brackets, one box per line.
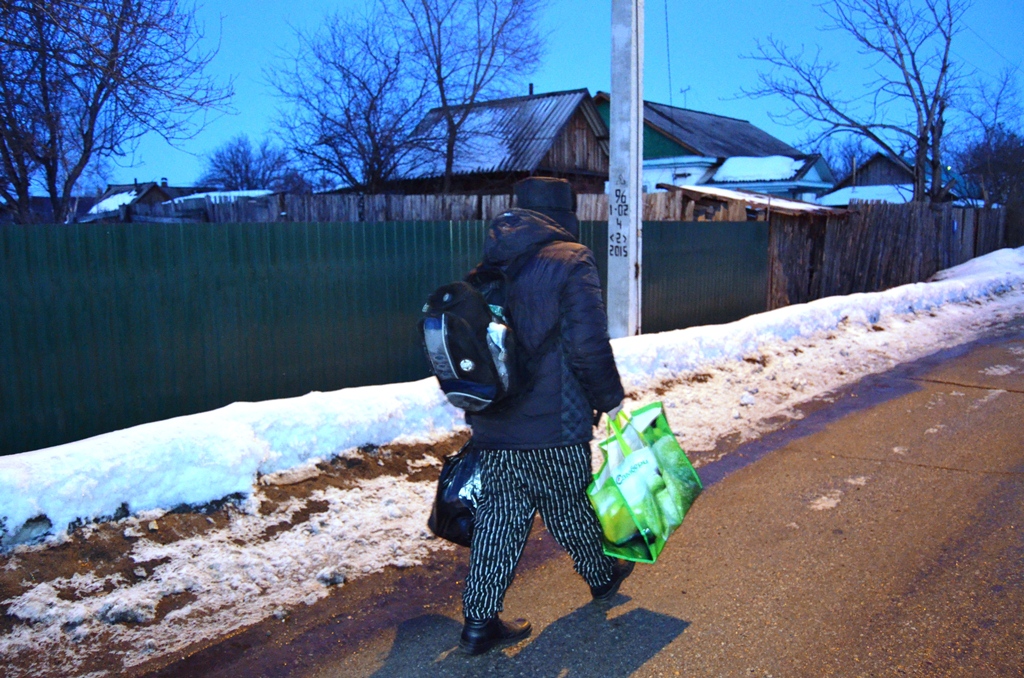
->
[402, 89, 599, 179]
[168, 190, 275, 204]
[87, 190, 137, 214]
[711, 156, 806, 183]
[663, 184, 837, 215]
[817, 184, 914, 206]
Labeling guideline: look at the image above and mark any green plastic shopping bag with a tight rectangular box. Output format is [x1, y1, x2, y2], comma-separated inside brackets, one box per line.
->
[587, 402, 703, 563]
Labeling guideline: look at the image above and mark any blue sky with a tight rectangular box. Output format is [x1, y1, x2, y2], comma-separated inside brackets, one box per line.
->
[108, 0, 1024, 188]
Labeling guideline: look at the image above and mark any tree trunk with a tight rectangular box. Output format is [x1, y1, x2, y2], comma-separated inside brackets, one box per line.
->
[914, 139, 929, 203]
[443, 115, 457, 195]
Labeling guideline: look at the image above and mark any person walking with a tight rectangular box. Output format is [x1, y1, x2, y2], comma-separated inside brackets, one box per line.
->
[459, 203, 634, 656]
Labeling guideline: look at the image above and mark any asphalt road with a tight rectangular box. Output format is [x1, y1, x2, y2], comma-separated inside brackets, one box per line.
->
[146, 322, 1024, 678]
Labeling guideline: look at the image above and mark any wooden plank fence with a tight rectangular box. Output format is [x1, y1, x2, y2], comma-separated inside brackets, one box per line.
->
[112, 191, 766, 224]
[770, 202, 1007, 307]
[1008, 203, 1024, 248]
[123, 193, 518, 224]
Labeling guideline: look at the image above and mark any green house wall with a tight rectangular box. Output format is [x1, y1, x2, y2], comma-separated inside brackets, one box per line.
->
[595, 100, 694, 160]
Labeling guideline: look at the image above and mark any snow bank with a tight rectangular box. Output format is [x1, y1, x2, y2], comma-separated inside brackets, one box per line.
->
[1, 247, 1023, 546]
[612, 247, 1024, 392]
[0, 477, 446, 674]
[0, 381, 463, 546]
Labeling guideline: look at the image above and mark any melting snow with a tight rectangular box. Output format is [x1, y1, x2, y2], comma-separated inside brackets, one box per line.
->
[809, 490, 843, 511]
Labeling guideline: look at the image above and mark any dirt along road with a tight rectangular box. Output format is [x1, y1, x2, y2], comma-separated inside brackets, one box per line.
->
[147, 323, 1024, 678]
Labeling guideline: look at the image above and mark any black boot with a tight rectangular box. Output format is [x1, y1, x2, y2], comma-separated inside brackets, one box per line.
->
[459, 615, 532, 655]
[590, 559, 635, 602]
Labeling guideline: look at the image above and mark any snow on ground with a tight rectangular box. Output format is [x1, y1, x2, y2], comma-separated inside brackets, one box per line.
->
[0, 381, 462, 550]
[2, 247, 1024, 677]
[2, 478, 441, 675]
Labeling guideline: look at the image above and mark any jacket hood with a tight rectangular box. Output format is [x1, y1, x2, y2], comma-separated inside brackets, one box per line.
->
[482, 208, 576, 268]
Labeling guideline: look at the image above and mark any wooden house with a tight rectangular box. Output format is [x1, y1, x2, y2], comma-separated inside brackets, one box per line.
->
[389, 89, 609, 194]
[818, 152, 978, 206]
[81, 180, 214, 222]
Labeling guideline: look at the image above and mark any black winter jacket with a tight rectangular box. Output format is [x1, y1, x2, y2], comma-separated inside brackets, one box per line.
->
[467, 209, 625, 449]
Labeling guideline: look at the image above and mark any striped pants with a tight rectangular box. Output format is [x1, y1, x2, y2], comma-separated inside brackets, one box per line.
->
[462, 444, 615, 620]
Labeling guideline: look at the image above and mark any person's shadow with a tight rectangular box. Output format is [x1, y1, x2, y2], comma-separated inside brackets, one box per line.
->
[369, 597, 689, 677]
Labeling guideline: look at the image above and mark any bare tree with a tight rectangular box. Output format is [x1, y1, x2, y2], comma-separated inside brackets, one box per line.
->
[0, 2, 53, 222]
[387, 0, 545, 192]
[199, 134, 307, 192]
[802, 132, 878, 184]
[0, 0, 232, 224]
[958, 126, 1024, 206]
[268, 8, 427, 194]
[955, 70, 1023, 207]
[744, 0, 970, 203]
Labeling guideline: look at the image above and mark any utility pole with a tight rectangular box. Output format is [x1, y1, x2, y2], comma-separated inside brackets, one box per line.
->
[608, 0, 643, 338]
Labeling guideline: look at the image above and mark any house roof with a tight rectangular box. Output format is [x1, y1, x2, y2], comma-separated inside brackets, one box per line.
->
[594, 92, 800, 158]
[88, 189, 141, 214]
[402, 89, 607, 180]
[89, 182, 216, 215]
[101, 182, 213, 201]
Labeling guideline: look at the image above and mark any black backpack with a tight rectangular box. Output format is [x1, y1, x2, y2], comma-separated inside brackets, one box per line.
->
[420, 251, 552, 414]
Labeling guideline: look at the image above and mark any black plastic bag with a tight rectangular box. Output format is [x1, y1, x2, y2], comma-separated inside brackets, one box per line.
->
[427, 442, 481, 547]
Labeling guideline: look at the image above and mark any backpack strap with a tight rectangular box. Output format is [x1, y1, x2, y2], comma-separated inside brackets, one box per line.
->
[465, 241, 562, 409]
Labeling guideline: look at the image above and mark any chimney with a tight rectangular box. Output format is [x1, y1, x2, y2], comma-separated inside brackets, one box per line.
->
[529, 83, 534, 96]
[160, 177, 168, 187]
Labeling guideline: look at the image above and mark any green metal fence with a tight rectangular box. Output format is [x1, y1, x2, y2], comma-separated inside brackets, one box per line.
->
[640, 221, 769, 333]
[1, 220, 766, 456]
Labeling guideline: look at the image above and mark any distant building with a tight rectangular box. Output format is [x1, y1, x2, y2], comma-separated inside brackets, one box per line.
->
[817, 183, 917, 207]
[0, 196, 97, 224]
[592, 92, 835, 200]
[81, 180, 214, 222]
[390, 89, 610, 194]
[386, 89, 836, 199]
[817, 152, 979, 206]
